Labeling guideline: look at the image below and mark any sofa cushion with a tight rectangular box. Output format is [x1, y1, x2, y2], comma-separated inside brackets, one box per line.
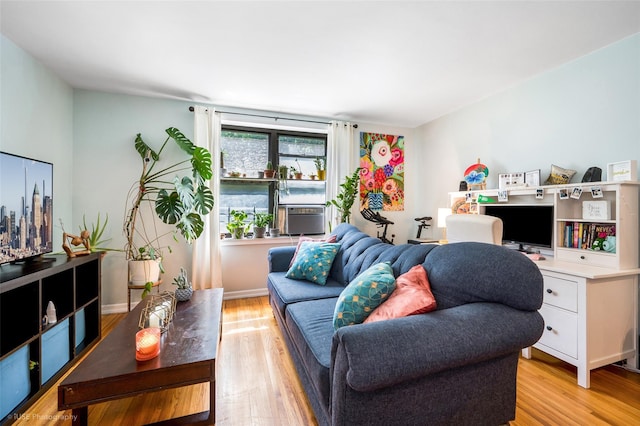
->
[286, 241, 341, 285]
[364, 264, 437, 323]
[267, 272, 345, 320]
[333, 262, 396, 330]
[289, 235, 338, 267]
[286, 297, 337, 410]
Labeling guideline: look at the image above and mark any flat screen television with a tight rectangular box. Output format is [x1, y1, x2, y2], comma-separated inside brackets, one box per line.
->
[0, 151, 53, 264]
[483, 204, 554, 251]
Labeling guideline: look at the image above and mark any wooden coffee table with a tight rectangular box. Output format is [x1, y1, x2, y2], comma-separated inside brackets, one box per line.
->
[59, 288, 223, 425]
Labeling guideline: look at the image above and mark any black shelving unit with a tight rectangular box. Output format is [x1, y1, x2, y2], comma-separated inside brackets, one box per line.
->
[0, 253, 102, 424]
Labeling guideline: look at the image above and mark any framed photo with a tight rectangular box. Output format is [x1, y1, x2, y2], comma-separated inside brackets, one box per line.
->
[607, 160, 637, 182]
[497, 190, 508, 202]
[525, 169, 541, 187]
[536, 188, 544, 199]
[570, 187, 583, 200]
[590, 186, 603, 198]
[558, 188, 569, 200]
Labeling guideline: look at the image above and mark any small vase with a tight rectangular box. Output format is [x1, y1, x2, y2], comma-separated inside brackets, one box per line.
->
[175, 287, 193, 302]
[317, 170, 326, 180]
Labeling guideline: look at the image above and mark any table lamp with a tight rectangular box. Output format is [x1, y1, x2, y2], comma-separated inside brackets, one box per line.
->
[437, 208, 452, 244]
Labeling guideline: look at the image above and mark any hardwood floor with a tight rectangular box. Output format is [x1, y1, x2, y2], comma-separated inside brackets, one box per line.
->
[12, 296, 640, 425]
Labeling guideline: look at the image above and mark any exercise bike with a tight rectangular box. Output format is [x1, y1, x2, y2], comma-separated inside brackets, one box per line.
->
[361, 208, 395, 244]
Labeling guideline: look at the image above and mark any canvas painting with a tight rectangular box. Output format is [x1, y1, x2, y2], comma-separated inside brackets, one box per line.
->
[359, 132, 405, 211]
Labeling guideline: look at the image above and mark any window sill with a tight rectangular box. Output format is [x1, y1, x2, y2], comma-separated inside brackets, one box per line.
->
[220, 236, 299, 246]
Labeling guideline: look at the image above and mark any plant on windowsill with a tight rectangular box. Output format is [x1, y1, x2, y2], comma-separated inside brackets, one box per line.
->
[124, 127, 214, 298]
[291, 160, 303, 179]
[326, 167, 362, 228]
[227, 210, 249, 239]
[314, 157, 326, 181]
[252, 212, 273, 238]
[264, 161, 275, 178]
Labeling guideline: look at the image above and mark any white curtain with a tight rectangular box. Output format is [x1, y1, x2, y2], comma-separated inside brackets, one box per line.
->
[192, 106, 223, 289]
[326, 121, 357, 228]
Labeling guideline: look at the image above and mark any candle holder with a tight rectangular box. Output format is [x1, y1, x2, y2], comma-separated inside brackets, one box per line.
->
[135, 327, 161, 361]
[138, 291, 176, 333]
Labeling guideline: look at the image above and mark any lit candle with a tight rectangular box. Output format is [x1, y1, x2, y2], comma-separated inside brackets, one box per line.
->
[136, 327, 161, 361]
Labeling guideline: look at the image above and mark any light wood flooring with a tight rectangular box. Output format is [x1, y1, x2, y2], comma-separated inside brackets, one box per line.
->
[12, 296, 640, 425]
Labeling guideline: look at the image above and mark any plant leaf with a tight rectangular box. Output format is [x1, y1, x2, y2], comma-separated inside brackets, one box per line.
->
[177, 212, 204, 242]
[192, 146, 213, 180]
[193, 185, 214, 215]
[134, 133, 159, 161]
[155, 189, 183, 225]
[174, 176, 194, 210]
[166, 127, 195, 155]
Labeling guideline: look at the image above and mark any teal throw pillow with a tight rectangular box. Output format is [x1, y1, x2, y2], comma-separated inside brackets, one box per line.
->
[333, 262, 396, 330]
[285, 241, 341, 285]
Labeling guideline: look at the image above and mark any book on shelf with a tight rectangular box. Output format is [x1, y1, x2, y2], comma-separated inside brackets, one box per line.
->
[560, 222, 616, 252]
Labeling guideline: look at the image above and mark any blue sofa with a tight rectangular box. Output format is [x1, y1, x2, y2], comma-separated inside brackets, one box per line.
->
[267, 223, 544, 426]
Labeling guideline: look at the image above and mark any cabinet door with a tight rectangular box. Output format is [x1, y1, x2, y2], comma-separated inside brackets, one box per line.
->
[538, 304, 578, 359]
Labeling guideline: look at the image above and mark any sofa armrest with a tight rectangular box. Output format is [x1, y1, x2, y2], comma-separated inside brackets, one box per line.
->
[331, 302, 544, 392]
[267, 246, 296, 272]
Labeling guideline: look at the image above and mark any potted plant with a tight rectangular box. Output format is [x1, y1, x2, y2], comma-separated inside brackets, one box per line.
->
[264, 161, 275, 178]
[124, 127, 214, 289]
[326, 168, 362, 226]
[172, 267, 193, 302]
[314, 157, 326, 181]
[252, 212, 273, 238]
[291, 160, 303, 179]
[227, 210, 249, 239]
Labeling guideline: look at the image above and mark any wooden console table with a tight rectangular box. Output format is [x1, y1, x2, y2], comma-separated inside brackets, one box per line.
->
[58, 288, 223, 425]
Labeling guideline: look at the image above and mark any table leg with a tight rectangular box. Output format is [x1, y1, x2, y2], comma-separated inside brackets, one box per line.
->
[72, 406, 88, 426]
[209, 378, 215, 424]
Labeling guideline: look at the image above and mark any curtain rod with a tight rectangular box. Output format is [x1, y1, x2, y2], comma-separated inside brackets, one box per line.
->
[188, 106, 357, 128]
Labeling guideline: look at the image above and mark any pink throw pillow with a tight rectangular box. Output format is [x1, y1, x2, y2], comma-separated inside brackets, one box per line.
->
[364, 265, 437, 323]
[289, 235, 338, 267]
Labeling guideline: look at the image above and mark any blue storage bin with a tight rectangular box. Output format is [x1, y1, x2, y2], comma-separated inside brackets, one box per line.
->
[75, 308, 86, 348]
[41, 318, 70, 384]
[0, 345, 31, 419]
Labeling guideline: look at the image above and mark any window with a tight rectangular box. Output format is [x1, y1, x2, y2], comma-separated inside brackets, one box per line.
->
[219, 126, 327, 235]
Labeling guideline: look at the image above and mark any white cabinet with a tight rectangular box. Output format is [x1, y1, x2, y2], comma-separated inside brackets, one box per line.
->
[451, 182, 640, 388]
[522, 265, 638, 388]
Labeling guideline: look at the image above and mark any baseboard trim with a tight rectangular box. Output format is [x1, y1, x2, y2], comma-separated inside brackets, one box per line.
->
[222, 288, 269, 300]
[101, 288, 268, 313]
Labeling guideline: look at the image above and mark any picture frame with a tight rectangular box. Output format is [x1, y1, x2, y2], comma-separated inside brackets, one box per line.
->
[558, 188, 569, 200]
[607, 160, 637, 182]
[590, 186, 603, 198]
[535, 188, 544, 199]
[570, 187, 583, 200]
[525, 169, 541, 187]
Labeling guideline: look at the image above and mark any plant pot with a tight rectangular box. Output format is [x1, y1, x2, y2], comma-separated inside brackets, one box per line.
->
[257, 171, 264, 178]
[269, 228, 280, 238]
[231, 228, 244, 239]
[264, 170, 275, 178]
[294, 173, 303, 179]
[175, 287, 193, 302]
[317, 170, 326, 180]
[128, 259, 161, 285]
[254, 226, 267, 238]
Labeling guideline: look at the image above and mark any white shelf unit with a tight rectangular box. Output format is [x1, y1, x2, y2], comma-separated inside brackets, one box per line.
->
[450, 182, 640, 388]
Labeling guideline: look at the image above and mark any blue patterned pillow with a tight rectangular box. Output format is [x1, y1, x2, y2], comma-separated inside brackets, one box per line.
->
[285, 241, 341, 285]
[333, 262, 396, 330]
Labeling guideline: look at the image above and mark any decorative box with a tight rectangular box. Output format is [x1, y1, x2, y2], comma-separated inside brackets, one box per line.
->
[75, 307, 86, 349]
[582, 200, 611, 220]
[41, 318, 70, 384]
[607, 160, 637, 182]
[0, 345, 31, 419]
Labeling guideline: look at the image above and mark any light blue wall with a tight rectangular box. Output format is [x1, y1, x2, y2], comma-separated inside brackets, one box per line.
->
[73, 91, 194, 306]
[416, 33, 640, 219]
[0, 34, 74, 250]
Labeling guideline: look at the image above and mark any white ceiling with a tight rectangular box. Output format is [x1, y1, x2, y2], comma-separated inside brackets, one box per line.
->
[2, 1, 639, 127]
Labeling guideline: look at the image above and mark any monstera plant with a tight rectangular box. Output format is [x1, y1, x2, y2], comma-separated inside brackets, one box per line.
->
[124, 127, 214, 286]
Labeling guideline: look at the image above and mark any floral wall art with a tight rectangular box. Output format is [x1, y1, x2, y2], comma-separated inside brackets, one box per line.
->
[359, 132, 405, 211]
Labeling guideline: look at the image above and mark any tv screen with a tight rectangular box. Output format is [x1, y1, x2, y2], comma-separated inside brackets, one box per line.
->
[483, 204, 554, 249]
[0, 152, 54, 264]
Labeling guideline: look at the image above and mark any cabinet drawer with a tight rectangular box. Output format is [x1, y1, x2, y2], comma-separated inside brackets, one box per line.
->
[542, 275, 577, 312]
[538, 304, 578, 359]
[555, 247, 618, 269]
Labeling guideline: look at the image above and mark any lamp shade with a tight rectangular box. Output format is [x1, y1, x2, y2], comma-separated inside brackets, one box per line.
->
[437, 208, 452, 228]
